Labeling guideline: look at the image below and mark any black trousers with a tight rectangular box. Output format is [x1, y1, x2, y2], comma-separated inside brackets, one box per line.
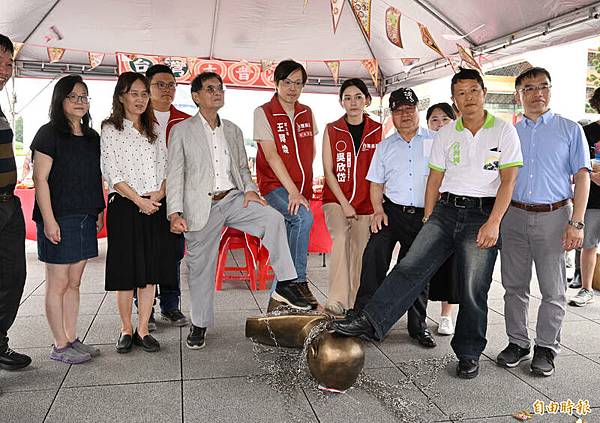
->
[0, 196, 26, 350]
[354, 200, 429, 336]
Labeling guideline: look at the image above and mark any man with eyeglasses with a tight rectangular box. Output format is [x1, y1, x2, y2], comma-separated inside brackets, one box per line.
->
[166, 72, 301, 349]
[333, 68, 523, 380]
[351, 88, 437, 349]
[254, 60, 319, 310]
[0, 33, 32, 370]
[133, 64, 191, 331]
[497, 67, 590, 377]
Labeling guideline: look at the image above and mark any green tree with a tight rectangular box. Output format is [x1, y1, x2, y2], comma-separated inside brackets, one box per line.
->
[14, 116, 23, 152]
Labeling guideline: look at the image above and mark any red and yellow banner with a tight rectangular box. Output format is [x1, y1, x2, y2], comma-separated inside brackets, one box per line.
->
[418, 23, 445, 59]
[351, 0, 372, 40]
[385, 7, 403, 48]
[325, 60, 340, 84]
[116, 53, 275, 88]
[456, 44, 481, 72]
[361, 59, 378, 87]
[47, 47, 65, 63]
[330, 0, 345, 33]
[88, 52, 104, 70]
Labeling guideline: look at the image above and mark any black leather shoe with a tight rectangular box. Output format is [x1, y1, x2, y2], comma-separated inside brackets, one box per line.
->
[115, 333, 133, 354]
[186, 325, 206, 350]
[0, 346, 32, 370]
[410, 330, 436, 348]
[331, 312, 376, 341]
[133, 331, 160, 353]
[456, 359, 480, 379]
[568, 270, 582, 289]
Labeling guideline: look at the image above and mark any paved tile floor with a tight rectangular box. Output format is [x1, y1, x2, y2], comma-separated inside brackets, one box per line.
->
[1, 240, 599, 422]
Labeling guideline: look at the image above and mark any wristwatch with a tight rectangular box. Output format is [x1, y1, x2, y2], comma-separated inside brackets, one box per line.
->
[422, 216, 429, 224]
[568, 220, 585, 230]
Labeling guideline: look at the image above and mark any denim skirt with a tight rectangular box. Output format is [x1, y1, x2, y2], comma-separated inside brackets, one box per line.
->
[37, 214, 99, 264]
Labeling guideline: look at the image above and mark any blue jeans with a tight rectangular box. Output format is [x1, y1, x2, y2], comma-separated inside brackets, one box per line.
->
[363, 199, 499, 360]
[264, 187, 313, 286]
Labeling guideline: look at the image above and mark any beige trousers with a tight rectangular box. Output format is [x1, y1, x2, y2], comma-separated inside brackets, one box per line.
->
[322, 203, 372, 309]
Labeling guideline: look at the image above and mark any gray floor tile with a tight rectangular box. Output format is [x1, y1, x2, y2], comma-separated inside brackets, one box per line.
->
[0, 389, 56, 423]
[62, 341, 181, 387]
[45, 381, 181, 423]
[17, 293, 105, 317]
[507, 354, 600, 405]
[83, 313, 181, 345]
[183, 378, 316, 422]
[182, 335, 264, 379]
[307, 367, 446, 422]
[376, 329, 459, 363]
[8, 314, 94, 349]
[0, 347, 70, 392]
[559, 320, 600, 354]
[429, 361, 548, 419]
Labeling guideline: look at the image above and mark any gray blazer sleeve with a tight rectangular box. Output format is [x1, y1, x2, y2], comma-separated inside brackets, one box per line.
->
[166, 124, 185, 218]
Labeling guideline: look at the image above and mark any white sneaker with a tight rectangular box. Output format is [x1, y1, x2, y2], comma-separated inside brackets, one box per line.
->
[569, 288, 594, 307]
[324, 302, 345, 316]
[437, 316, 454, 335]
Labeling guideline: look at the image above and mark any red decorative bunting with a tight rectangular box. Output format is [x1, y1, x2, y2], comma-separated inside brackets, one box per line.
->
[456, 44, 481, 71]
[47, 47, 65, 63]
[385, 7, 403, 48]
[117, 53, 275, 89]
[325, 61, 340, 84]
[260, 59, 275, 72]
[418, 23, 445, 59]
[401, 58, 419, 67]
[330, 0, 345, 33]
[361, 59, 378, 87]
[88, 52, 104, 69]
[351, 0, 372, 40]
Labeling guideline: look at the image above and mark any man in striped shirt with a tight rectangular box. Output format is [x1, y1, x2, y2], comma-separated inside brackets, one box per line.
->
[0, 34, 31, 370]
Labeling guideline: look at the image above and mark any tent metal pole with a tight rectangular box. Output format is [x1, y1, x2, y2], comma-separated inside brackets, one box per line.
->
[22, 0, 62, 43]
[345, 0, 385, 96]
[412, 0, 475, 46]
[208, 0, 221, 60]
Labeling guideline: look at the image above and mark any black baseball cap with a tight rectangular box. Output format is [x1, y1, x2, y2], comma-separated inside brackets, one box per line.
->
[389, 88, 419, 110]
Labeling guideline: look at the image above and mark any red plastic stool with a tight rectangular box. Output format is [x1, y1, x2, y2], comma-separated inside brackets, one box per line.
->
[256, 244, 275, 290]
[215, 227, 258, 291]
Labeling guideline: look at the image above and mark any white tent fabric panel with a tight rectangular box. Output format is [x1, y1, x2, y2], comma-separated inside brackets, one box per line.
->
[3, 0, 600, 91]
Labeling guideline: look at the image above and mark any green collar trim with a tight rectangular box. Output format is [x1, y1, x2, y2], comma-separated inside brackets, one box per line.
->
[455, 111, 495, 131]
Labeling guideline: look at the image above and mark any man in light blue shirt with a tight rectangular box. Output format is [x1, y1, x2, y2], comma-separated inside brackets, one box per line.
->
[352, 88, 438, 348]
[498, 67, 590, 377]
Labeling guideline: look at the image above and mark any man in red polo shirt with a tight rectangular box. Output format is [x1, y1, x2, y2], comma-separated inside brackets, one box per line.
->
[254, 60, 318, 310]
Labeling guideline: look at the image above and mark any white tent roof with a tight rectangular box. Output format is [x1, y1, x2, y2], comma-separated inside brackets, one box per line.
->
[3, 0, 600, 93]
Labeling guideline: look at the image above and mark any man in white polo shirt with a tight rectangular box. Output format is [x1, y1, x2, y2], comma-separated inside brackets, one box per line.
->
[333, 68, 523, 380]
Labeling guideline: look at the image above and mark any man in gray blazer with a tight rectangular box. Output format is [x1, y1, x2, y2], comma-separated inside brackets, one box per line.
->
[166, 72, 312, 350]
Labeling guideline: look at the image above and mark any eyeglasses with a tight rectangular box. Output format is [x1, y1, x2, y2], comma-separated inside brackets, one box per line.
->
[124, 91, 150, 99]
[519, 84, 552, 94]
[152, 81, 177, 90]
[203, 85, 225, 94]
[281, 79, 304, 89]
[66, 94, 91, 104]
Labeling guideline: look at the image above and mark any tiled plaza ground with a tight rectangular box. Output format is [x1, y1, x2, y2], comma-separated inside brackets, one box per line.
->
[1, 240, 599, 422]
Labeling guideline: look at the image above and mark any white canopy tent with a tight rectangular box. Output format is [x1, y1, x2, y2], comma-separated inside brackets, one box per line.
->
[3, 0, 600, 94]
